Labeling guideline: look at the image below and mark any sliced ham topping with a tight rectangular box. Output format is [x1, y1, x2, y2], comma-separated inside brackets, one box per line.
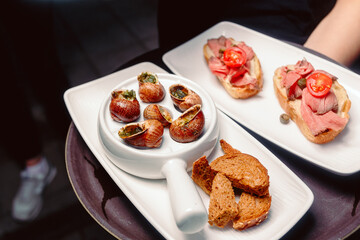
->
[282, 71, 301, 89]
[280, 59, 315, 99]
[208, 56, 228, 79]
[207, 36, 234, 58]
[228, 65, 248, 78]
[293, 85, 303, 99]
[206, 36, 257, 88]
[230, 72, 258, 89]
[207, 39, 222, 58]
[294, 59, 314, 77]
[225, 38, 233, 49]
[236, 42, 254, 60]
[303, 88, 338, 114]
[280, 66, 289, 80]
[301, 88, 347, 135]
[281, 71, 303, 99]
[218, 35, 227, 46]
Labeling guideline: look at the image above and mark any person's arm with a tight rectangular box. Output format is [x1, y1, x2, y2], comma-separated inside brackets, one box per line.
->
[304, 0, 360, 66]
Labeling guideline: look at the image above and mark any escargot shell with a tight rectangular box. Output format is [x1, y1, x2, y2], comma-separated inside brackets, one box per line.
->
[169, 104, 205, 143]
[169, 84, 202, 111]
[109, 89, 140, 123]
[138, 72, 165, 103]
[143, 104, 172, 127]
[118, 119, 164, 148]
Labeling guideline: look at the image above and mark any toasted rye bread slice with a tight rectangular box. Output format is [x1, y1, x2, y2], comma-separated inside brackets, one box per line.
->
[219, 139, 242, 155]
[210, 152, 269, 197]
[203, 37, 263, 99]
[273, 66, 351, 144]
[191, 139, 240, 194]
[192, 140, 269, 196]
[208, 173, 238, 228]
[233, 192, 271, 231]
[191, 140, 271, 231]
[191, 156, 216, 195]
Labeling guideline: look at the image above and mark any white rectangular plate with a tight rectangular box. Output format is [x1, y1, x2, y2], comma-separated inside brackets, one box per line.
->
[64, 62, 313, 240]
[163, 21, 360, 175]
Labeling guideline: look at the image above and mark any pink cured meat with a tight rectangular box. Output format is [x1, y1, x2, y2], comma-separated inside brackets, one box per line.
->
[280, 59, 315, 99]
[236, 42, 254, 60]
[294, 59, 315, 76]
[282, 71, 301, 89]
[305, 89, 338, 114]
[281, 71, 302, 99]
[301, 88, 347, 135]
[208, 56, 228, 79]
[231, 73, 258, 89]
[206, 36, 257, 87]
[207, 36, 232, 58]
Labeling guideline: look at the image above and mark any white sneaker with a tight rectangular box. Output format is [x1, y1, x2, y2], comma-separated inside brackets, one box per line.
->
[11, 159, 57, 221]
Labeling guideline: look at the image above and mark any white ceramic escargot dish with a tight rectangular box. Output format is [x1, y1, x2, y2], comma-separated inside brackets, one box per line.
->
[98, 72, 219, 234]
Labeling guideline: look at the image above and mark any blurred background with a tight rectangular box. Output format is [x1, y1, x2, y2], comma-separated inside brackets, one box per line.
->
[0, 0, 158, 239]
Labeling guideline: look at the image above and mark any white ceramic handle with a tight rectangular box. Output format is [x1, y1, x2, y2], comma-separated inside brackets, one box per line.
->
[161, 158, 207, 234]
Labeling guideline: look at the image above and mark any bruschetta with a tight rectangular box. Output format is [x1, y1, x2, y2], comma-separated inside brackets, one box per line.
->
[203, 36, 263, 99]
[273, 59, 351, 144]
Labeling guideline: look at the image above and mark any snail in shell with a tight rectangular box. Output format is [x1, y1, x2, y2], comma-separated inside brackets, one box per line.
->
[169, 84, 202, 112]
[118, 119, 164, 148]
[169, 104, 205, 143]
[137, 72, 165, 103]
[110, 89, 140, 123]
[143, 104, 172, 127]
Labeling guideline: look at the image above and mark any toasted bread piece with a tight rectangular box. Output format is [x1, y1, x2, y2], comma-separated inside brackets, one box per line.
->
[210, 153, 269, 196]
[204, 37, 263, 99]
[191, 156, 216, 195]
[208, 173, 238, 228]
[219, 139, 242, 155]
[191, 140, 271, 231]
[233, 192, 271, 231]
[273, 66, 351, 144]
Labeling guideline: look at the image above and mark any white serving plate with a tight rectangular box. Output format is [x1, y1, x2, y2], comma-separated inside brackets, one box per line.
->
[64, 62, 313, 240]
[163, 21, 360, 175]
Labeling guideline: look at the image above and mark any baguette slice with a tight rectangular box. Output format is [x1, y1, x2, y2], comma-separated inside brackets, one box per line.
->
[204, 37, 263, 99]
[208, 173, 238, 228]
[233, 192, 271, 231]
[273, 65, 351, 144]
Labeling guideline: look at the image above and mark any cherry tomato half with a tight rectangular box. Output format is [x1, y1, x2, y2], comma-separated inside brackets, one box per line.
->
[306, 72, 333, 98]
[222, 47, 247, 68]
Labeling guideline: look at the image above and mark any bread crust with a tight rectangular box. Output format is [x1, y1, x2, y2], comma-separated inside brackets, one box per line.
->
[273, 66, 351, 144]
[204, 38, 263, 99]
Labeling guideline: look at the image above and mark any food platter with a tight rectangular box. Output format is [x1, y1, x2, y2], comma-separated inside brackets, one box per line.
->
[163, 21, 360, 175]
[64, 62, 313, 240]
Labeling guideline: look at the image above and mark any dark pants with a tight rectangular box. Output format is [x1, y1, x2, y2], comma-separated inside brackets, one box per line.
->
[0, 1, 70, 167]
